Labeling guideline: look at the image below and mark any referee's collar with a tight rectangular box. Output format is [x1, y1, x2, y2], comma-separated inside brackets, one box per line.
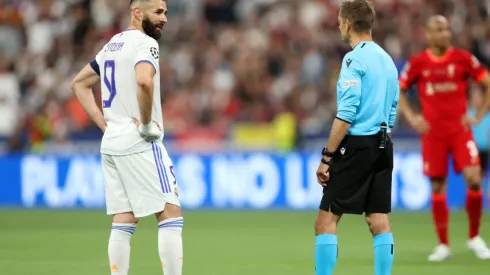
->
[353, 40, 374, 50]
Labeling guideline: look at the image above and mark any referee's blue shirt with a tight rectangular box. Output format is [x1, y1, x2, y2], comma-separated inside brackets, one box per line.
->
[336, 41, 400, 135]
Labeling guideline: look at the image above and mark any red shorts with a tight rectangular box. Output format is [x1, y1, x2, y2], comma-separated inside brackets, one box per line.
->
[421, 129, 480, 177]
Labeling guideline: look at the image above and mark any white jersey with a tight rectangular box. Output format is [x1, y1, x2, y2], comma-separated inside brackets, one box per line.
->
[93, 29, 163, 155]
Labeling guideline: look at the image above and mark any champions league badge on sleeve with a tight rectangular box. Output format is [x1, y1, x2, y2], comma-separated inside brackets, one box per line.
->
[150, 47, 159, 59]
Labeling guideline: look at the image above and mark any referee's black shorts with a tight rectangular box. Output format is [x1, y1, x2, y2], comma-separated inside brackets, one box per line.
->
[320, 134, 393, 216]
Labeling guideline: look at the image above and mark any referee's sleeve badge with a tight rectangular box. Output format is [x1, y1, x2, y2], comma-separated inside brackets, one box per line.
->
[341, 80, 358, 87]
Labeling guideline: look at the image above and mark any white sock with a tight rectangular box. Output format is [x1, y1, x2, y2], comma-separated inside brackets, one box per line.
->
[108, 223, 136, 275]
[158, 217, 184, 275]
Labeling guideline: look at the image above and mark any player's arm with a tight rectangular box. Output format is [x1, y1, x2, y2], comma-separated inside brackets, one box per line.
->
[388, 81, 400, 131]
[480, 75, 490, 113]
[468, 53, 490, 121]
[397, 58, 429, 133]
[398, 84, 430, 133]
[71, 62, 107, 132]
[324, 57, 362, 154]
[397, 89, 416, 120]
[133, 38, 160, 139]
[477, 76, 490, 120]
[397, 59, 418, 122]
[135, 62, 156, 125]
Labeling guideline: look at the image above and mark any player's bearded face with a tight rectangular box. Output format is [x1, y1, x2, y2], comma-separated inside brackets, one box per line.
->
[142, 14, 163, 39]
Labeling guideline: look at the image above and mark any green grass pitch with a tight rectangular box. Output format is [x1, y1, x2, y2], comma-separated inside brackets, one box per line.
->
[0, 210, 489, 274]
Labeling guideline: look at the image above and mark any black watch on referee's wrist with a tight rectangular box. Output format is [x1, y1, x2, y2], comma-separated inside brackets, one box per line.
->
[320, 158, 332, 165]
[321, 147, 334, 158]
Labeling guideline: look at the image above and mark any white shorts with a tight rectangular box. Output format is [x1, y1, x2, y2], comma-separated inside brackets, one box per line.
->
[102, 141, 180, 218]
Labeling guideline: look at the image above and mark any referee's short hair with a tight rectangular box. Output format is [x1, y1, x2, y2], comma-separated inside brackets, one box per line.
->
[340, 0, 376, 34]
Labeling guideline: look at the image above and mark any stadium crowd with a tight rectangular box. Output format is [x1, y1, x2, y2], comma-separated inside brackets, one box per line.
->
[1, 0, 490, 151]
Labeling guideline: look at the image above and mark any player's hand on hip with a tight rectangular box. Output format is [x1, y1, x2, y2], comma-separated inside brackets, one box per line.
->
[410, 114, 430, 134]
[316, 161, 330, 187]
[132, 118, 162, 141]
[138, 123, 162, 141]
[461, 114, 479, 128]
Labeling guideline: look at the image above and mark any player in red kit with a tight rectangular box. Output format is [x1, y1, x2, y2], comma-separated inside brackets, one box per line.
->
[399, 15, 490, 261]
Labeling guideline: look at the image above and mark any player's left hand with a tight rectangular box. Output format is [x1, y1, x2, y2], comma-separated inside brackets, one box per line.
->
[316, 158, 331, 187]
[462, 114, 480, 128]
[131, 118, 162, 129]
[132, 118, 162, 141]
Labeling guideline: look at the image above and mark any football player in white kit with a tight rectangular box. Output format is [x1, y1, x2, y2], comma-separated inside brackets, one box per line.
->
[71, 1, 183, 275]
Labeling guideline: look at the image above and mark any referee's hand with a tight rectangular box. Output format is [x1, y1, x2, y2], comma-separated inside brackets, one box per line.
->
[316, 158, 331, 187]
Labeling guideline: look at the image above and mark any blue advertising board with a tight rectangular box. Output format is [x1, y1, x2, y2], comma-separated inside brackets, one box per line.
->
[0, 152, 487, 210]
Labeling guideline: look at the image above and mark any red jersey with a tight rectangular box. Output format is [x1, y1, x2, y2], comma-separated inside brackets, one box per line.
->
[399, 48, 488, 132]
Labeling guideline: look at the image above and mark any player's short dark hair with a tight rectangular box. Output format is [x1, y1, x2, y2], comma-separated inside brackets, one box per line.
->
[130, 0, 165, 7]
[340, 0, 376, 34]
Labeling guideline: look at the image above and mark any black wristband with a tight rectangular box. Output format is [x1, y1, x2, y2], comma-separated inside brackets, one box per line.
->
[322, 147, 335, 157]
[321, 157, 332, 166]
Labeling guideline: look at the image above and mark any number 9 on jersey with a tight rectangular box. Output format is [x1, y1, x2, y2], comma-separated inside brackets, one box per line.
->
[103, 60, 117, 108]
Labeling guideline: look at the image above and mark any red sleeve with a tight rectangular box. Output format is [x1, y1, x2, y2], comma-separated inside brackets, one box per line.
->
[399, 56, 419, 91]
[463, 51, 488, 83]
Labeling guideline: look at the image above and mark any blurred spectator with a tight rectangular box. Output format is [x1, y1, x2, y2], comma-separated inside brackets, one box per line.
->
[2, 0, 490, 152]
[0, 56, 20, 137]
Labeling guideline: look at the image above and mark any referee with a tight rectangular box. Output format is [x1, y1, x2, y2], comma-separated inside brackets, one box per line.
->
[314, 1, 399, 275]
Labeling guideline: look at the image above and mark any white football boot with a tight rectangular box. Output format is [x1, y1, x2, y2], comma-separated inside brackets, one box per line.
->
[467, 236, 490, 260]
[428, 244, 451, 262]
